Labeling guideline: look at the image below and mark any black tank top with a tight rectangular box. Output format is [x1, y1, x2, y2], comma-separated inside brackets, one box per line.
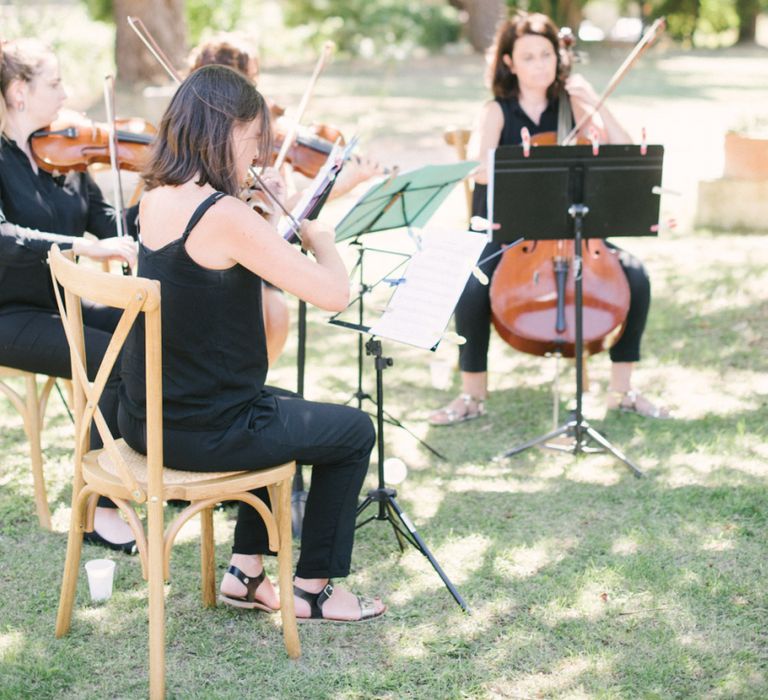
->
[119, 192, 270, 430]
[472, 97, 565, 219]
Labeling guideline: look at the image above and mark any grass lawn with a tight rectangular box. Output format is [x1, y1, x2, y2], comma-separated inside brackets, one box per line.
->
[1, 22, 768, 700]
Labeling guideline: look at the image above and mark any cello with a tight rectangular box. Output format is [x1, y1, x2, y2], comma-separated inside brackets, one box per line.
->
[488, 20, 664, 359]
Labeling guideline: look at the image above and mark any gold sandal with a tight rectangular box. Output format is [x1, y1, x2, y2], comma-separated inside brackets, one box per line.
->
[609, 389, 671, 419]
[428, 393, 486, 426]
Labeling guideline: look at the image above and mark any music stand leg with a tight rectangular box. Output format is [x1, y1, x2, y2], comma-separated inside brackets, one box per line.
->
[497, 205, 644, 479]
[356, 338, 470, 613]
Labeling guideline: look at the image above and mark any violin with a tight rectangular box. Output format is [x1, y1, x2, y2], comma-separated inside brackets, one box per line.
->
[272, 122, 344, 179]
[30, 113, 156, 174]
[488, 27, 632, 359]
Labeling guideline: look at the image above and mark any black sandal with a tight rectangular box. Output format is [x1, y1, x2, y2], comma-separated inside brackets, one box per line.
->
[293, 581, 385, 623]
[218, 565, 277, 613]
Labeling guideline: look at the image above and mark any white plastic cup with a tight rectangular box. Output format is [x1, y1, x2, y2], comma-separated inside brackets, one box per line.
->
[85, 559, 116, 602]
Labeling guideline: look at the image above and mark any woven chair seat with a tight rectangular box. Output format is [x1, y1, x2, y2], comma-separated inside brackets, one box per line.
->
[86, 438, 294, 502]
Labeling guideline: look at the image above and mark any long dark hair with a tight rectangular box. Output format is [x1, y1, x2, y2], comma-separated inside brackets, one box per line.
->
[489, 12, 564, 100]
[142, 64, 272, 196]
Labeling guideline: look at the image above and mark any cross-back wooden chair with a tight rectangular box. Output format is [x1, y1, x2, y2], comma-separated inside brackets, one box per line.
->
[444, 127, 473, 222]
[48, 246, 299, 699]
[0, 367, 67, 529]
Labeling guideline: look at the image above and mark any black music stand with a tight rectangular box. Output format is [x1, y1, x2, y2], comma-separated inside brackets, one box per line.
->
[490, 144, 664, 477]
[330, 163, 480, 612]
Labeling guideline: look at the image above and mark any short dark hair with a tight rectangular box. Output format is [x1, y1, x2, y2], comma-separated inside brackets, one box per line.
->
[142, 64, 272, 196]
[489, 12, 564, 101]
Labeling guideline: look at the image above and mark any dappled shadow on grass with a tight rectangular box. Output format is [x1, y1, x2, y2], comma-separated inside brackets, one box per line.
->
[364, 477, 768, 698]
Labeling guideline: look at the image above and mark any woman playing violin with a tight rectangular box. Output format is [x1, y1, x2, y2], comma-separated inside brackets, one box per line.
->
[187, 34, 385, 366]
[0, 38, 139, 548]
[429, 12, 669, 425]
[119, 64, 385, 621]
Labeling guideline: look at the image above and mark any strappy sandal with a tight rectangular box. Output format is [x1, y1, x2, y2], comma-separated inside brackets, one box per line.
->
[218, 565, 277, 613]
[428, 393, 486, 426]
[609, 389, 671, 419]
[293, 581, 385, 623]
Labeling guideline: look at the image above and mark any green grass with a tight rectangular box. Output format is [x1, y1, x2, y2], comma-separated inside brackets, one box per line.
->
[2, 19, 768, 700]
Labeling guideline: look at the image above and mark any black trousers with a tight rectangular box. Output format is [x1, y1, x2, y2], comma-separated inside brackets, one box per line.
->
[454, 240, 651, 372]
[119, 388, 375, 579]
[0, 302, 122, 508]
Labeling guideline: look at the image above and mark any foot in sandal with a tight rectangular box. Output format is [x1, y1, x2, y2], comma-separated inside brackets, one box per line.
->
[293, 577, 386, 623]
[607, 389, 671, 419]
[219, 554, 280, 612]
[428, 393, 486, 426]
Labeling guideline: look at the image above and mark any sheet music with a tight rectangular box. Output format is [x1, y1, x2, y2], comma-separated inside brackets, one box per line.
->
[277, 137, 358, 240]
[368, 228, 487, 350]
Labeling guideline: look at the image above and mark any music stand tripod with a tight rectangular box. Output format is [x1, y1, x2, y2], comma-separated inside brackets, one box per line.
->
[355, 335, 469, 612]
[331, 163, 482, 612]
[490, 144, 664, 477]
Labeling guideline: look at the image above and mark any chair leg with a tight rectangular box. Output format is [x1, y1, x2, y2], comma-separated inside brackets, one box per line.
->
[24, 375, 52, 530]
[274, 478, 300, 659]
[55, 491, 87, 638]
[148, 499, 166, 700]
[200, 506, 216, 608]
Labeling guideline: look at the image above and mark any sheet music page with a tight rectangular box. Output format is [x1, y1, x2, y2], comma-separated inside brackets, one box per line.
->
[368, 228, 487, 349]
[277, 138, 357, 239]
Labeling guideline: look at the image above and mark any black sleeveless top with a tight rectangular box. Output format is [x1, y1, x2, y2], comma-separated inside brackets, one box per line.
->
[119, 192, 271, 431]
[472, 97, 563, 219]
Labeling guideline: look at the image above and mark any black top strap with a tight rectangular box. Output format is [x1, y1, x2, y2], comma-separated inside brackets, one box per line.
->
[181, 191, 227, 241]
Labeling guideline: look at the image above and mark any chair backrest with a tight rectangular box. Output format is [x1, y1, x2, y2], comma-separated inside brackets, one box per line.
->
[443, 127, 473, 221]
[47, 245, 163, 504]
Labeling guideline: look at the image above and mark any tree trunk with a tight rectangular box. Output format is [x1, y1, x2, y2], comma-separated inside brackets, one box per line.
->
[114, 0, 188, 85]
[461, 0, 507, 52]
[736, 0, 759, 43]
[558, 0, 584, 34]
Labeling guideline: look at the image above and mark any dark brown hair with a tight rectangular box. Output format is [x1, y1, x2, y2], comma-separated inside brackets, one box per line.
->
[489, 12, 564, 100]
[141, 64, 272, 196]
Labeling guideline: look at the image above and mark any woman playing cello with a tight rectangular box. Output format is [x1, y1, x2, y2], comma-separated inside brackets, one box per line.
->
[429, 12, 669, 425]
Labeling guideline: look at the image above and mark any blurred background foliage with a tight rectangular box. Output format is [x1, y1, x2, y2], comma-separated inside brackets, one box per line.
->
[2, 0, 766, 87]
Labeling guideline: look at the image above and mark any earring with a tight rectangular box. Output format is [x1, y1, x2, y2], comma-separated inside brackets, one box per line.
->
[17, 102, 25, 112]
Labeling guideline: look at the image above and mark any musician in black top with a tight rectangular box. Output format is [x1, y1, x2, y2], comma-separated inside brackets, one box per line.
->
[428, 12, 669, 425]
[119, 65, 385, 621]
[0, 38, 138, 549]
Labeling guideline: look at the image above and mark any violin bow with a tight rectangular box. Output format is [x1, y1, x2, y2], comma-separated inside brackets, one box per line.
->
[274, 41, 335, 170]
[103, 74, 131, 274]
[125, 16, 300, 235]
[127, 16, 183, 84]
[563, 17, 666, 145]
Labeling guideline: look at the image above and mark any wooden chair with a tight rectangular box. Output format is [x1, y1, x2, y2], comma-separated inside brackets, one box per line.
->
[48, 246, 299, 700]
[0, 367, 71, 529]
[444, 127, 473, 221]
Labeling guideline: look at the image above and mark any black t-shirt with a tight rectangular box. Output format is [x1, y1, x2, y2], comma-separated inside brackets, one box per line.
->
[0, 134, 136, 309]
